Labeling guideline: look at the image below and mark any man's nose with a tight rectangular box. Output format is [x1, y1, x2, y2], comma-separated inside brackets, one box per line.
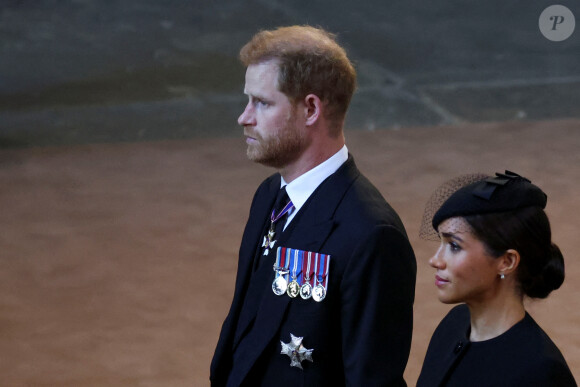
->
[238, 103, 255, 126]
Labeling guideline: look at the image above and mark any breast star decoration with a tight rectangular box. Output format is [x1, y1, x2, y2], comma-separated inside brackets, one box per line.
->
[280, 333, 313, 369]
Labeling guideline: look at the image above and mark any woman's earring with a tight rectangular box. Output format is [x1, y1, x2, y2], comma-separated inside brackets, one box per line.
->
[500, 273, 505, 279]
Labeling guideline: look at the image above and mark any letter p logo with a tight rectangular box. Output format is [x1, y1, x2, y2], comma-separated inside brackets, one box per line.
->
[550, 15, 566, 30]
[540, 5, 575, 41]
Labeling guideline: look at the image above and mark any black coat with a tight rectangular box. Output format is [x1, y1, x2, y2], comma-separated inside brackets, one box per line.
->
[211, 156, 417, 386]
[417, 304, 577, 387]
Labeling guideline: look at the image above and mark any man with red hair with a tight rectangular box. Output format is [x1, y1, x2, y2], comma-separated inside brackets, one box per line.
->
[211, 25, 416, 386]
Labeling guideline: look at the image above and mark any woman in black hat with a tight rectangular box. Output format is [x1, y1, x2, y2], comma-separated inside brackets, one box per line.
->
[417, 171, 576, 386]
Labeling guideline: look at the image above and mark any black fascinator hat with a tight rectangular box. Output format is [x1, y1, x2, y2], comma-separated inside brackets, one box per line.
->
[420, 171, 547, 240]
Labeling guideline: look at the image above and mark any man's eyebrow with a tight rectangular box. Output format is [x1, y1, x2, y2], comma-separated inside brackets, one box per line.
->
[244, 91, 265, 100]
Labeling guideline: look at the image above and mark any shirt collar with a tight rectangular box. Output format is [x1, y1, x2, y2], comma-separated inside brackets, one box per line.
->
[281, 145, 348, 217]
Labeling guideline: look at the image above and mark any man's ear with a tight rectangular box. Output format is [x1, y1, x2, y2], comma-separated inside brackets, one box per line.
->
[303, 94, 322, 126]
[498, 249, 520, 277]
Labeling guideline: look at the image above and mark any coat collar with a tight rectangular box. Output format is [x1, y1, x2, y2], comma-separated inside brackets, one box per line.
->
[418, 304, 472, 386]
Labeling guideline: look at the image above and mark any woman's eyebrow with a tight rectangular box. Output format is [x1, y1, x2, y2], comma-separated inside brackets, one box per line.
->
[440, 231, 464, 242]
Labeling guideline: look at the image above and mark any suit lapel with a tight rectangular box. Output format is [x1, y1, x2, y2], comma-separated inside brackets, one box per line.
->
[231, 177, 281, 343]
[230, 157, 360, 385]
[238, 176, 280, 289]
[285, 156, 359, 251]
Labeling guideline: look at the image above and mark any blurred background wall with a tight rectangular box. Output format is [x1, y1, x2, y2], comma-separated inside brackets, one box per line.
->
[1, 0, 580, 147]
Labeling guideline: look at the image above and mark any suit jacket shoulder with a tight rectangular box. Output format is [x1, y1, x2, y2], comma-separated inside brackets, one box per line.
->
[417, 305, 577, 387]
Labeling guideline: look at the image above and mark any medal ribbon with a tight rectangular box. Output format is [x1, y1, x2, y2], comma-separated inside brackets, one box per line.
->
[316, 253, 330, 289]
[271, 200, 294, 224]
[322, 254, 330, 289]
[274, 247, 284, 271]
[283, 247, 292, 283]
[274, 247, 291, 279]
[302, 252, 313, 286]
[290, 249, 302, 283]
[313, 253, 319, 286]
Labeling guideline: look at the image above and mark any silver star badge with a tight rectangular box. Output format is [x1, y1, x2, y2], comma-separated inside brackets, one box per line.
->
[262, 229, 276, 255]
[280, 333, 313, 369]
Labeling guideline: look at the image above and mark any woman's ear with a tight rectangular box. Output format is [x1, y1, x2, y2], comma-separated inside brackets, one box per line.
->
[498, 249, 520, 277]
[303, 94, 322, 126]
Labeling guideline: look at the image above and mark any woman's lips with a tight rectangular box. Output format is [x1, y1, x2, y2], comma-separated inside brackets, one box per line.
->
[435, 275, 449, 287]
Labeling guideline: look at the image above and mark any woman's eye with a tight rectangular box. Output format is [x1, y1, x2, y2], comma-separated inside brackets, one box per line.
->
[449, 242, 461, 252]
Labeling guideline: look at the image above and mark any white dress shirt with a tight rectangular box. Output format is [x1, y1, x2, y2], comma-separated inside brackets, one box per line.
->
[280, 145, 348, 229]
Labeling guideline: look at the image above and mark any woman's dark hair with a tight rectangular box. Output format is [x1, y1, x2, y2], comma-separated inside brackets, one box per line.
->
[464, 206, 565, 299]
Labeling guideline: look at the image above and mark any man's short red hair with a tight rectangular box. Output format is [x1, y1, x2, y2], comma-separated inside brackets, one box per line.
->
[240, 25, 356, 133]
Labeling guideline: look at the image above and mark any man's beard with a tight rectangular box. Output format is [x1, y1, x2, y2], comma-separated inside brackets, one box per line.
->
[246, 119, 308, 169]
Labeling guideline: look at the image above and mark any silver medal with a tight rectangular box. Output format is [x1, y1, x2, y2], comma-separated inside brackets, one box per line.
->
[301, 252, 313, 300]
[300, 282, 312, 299]
[272, 275, 288, 296]
[312, 284, 326, 302]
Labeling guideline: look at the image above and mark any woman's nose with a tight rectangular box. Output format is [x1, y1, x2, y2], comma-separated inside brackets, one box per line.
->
[429, 247, 445, 269]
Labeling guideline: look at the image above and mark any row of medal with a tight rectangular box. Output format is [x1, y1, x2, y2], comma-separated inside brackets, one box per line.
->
[272, 247, 330, 302]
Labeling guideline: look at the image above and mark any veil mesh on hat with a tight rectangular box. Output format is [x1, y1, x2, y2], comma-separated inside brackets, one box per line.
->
[419, 173, 489, 241]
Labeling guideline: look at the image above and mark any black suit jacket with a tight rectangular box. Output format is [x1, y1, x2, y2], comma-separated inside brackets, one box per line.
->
[417, 304, 577, 387]
[211, 156, 417, 386]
